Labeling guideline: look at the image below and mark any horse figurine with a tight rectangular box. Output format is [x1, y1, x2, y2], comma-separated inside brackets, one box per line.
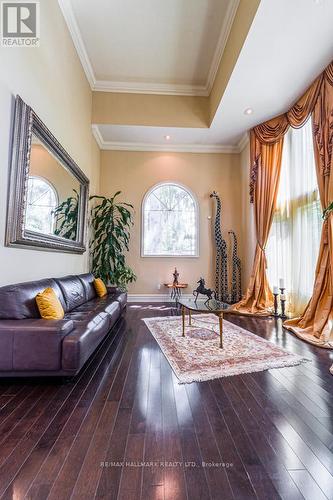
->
[193, 278, 216, 304]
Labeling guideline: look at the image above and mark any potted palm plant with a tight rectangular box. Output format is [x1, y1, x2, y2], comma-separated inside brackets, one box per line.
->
[53, 189, 79, 240]
[89, 191, 136, 290]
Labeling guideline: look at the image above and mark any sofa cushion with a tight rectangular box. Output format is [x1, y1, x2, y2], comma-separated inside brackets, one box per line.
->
[78, 273, 97, 301]
[111, 292, 127, 310]
[74, 296, 121, 325]
[0, 279, 65, 320]
[64, 308, 107, 324]
[62, 313, 111, 371]
[55, 275, 87, 312]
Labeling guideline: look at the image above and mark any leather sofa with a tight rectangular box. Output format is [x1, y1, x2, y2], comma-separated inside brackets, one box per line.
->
[0, 273, 127, 377]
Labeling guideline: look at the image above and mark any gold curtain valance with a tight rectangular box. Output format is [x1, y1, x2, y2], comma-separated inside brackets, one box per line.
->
[325, 62, 333, 86]
[253, 114, 289, 144]
[250, 61, 333, 202]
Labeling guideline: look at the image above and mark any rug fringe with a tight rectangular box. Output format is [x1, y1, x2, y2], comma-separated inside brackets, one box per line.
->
[176, 357, 310, 384]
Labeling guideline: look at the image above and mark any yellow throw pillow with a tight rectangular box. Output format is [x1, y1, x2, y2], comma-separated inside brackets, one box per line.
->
[36, 287, 65, 320]
[94, 278, 107, 297]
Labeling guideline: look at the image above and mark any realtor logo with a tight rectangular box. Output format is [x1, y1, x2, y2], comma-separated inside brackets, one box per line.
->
[1, 1, 40, 46]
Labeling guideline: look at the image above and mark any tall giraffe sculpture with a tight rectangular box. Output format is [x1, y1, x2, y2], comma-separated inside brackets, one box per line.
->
[228, 230, 242, 303]
[210, 191, 228, 302]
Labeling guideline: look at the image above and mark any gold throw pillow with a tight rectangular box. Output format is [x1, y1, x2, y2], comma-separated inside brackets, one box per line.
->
[36, 287, 65, 320]
[94, 278, 107, 297]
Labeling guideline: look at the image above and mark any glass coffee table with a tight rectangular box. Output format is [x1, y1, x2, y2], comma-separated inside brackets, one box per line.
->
[178, 298, 234, 349]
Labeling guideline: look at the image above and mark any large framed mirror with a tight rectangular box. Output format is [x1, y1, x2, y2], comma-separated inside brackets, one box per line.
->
[6, 95, 89, 253]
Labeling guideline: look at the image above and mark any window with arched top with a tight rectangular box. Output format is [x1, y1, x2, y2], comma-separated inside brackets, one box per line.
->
[25, 176, 58, 235]
[142, 182, 199, 257]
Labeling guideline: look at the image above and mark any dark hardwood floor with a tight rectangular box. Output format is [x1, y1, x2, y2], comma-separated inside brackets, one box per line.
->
[0, 304, 332, 500]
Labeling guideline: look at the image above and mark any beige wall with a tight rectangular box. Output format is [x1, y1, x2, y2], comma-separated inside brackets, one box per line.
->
[239, 142, 256, 292]
[0, 0, 100, 286]
[93, 92, 209, 128]
[100, 150, 242, 296]
[30, 144, 80, 203]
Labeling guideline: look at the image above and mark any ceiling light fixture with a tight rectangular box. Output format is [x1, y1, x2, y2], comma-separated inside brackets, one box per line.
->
[165, 135, 171, 141]
[244, 108, 253, 115]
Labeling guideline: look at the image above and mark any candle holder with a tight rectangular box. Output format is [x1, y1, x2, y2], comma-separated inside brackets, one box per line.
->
[273, 293, 279, 317]
[280, 298, 287, 319]
[279, 288, 288, 319]
[271, 286, 288, 319]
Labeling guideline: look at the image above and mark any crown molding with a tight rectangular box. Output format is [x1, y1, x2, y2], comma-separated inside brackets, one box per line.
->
[101, 142, 239, 153]
[237, 132, 249, 152]
[92, 125, 104, 148]
[59, 0, 239, 97]
[58, 0, 96, 88]
[92, 126, 244, 154]
[92, 80, 208, 96]
[206, 0, 240, 94]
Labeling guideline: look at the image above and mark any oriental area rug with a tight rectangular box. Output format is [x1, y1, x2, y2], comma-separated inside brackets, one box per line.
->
[143, 314, 309, 384]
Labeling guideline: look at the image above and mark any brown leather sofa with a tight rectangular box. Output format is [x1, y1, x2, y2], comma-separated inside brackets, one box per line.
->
[0, 273, 127, 377]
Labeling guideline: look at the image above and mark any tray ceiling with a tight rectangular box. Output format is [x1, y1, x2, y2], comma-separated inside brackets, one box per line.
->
[92, 0, 333, 150]
[58, 0, 239, 95]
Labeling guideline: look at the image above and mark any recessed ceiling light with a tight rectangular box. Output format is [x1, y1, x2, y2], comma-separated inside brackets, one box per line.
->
[244, 108, 253, 115]
[165, 135, 171, 140]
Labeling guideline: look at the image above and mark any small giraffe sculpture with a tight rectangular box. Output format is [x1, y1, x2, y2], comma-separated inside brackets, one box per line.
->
[210, 191, 228, 302]
[228, 230, 242, 303]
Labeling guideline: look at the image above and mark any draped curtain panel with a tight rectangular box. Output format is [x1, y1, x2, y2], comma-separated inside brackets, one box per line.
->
[233, 61, 333, 341]
[232, 136, 283, 314]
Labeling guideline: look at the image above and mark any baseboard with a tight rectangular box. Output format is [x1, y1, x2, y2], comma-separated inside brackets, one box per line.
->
[128, 293, 194, 303]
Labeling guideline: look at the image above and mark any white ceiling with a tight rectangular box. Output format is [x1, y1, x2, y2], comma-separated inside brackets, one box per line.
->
[59, 0, 239, 95]
[211, 0, 333, 145]
[94, 0, 333, 150]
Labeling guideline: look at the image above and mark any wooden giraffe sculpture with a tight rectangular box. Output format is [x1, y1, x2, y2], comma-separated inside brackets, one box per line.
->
[228, 230, 242, 303]
[210, 191, 228, 302]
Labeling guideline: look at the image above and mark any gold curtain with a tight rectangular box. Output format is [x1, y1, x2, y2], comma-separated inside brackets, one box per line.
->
[232, 135, 284, 314]
[284, 66, 333, 348]
[233, 64, 328, 317]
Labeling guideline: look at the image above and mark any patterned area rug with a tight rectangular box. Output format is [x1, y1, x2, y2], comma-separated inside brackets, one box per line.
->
[143, 314, 309, 384]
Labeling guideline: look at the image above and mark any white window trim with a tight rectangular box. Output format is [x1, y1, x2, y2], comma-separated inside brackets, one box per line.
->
[141, 181, 200, 258]
[26, 175, 59, 233]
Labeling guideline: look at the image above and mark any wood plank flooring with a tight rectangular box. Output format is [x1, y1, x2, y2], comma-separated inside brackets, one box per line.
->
[0, 303, 332, 500]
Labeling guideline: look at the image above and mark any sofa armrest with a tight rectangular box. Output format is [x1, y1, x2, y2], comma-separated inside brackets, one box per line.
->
[0, 319, 74, 372]
[0, 319, 74, 335]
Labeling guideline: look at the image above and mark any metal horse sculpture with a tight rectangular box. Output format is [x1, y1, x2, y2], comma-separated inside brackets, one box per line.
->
[228, 230, 242, 303]
[210, 191, 229, 302]
[193, 278, 216, 305]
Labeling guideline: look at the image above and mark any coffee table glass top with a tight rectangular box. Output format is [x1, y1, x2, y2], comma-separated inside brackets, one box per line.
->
[178, 298, 232, 313]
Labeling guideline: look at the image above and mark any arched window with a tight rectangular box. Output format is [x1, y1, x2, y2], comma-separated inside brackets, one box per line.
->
[25, 176, 58, 234]
[142, 182, 199, 257]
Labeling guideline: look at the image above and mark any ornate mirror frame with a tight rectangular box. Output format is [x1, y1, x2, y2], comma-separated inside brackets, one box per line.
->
[5, 95, 89, 254]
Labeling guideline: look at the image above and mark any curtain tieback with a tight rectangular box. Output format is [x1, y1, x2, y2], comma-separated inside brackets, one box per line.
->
[321, 205, 332, 245]
[258, 243, 268, 268]
[322, 202, 333, 221]
[323, 218, 329, 245]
